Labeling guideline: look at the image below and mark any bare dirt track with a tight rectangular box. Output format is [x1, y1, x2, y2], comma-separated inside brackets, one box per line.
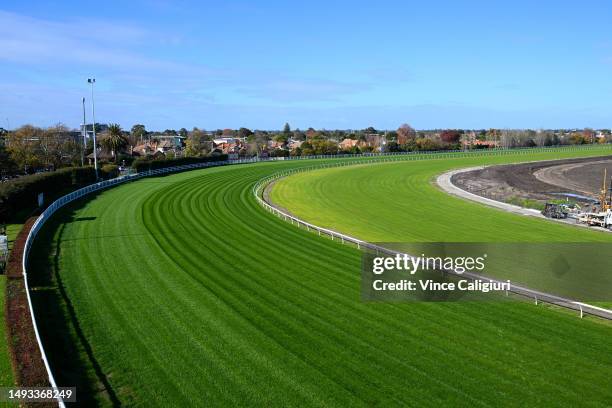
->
[534, 159, 612, 197]
[451, 155, 612, 205]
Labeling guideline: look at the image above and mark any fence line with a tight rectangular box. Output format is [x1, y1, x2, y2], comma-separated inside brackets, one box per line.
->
[252, 158, 612, 321]
[20, 144, 612, 406]
[237, 142, 612, 162]
[21, 157, 260, 407]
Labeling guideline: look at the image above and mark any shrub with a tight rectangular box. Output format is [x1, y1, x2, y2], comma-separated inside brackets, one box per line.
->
[5, 217, 50, 387]
[0, 167, 96, 223]
[269, 149, 289, 157]
[131, 155, 228, 173]
[100, 164, 119, 179]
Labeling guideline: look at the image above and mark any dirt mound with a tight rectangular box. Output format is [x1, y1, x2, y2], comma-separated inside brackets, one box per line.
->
[452, 156, 612, 207]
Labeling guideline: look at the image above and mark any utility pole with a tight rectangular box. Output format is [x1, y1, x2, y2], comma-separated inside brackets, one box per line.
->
[81, 97, 86, 167]
[87, 78, 98, 179]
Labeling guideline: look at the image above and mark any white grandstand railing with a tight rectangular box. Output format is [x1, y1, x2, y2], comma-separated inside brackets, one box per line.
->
[252, 160, 612, 321]
[20, 144, 612, 406]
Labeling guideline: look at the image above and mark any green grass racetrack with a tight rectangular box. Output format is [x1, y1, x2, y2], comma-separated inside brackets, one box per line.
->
[30, 147, 612, 407]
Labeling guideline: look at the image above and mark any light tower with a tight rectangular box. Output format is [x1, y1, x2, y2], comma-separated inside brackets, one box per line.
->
[81, 97, 86, 166]
[87, 78, 98, 179]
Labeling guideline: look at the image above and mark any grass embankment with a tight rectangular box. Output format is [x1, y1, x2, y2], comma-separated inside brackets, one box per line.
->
[29, 146, 612, 407]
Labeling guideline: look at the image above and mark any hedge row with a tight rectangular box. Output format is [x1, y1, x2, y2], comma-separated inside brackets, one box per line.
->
[0, 167, 97, 223]
[131, 155, 228, 173]
[5, 218, 51, 393]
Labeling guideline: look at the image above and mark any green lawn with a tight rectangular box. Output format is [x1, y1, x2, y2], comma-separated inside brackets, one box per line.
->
[0, 277, 15, 389]
[5, 225, 23, 253]
[0, 224, 18, 401]
[271, 149, 612, 242]
[271, 148, 612, 304]
[28, 147, 612, 407]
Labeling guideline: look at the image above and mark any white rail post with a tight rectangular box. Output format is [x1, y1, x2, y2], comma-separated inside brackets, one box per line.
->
[580, 305, 584, 318]
[534, 295, 538, 305]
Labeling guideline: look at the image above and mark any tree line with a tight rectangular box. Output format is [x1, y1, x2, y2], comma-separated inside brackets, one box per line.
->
[1, 122, 609, 178]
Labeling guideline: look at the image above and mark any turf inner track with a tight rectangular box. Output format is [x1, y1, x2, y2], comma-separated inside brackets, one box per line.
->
[29, 148, 612, 407]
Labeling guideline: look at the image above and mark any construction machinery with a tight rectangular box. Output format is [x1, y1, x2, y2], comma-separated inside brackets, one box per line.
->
[542, 203, 569, 219]
[542, 169, 612, 229]
[598, 168, 612, 211]
[575, 169, 612, 228]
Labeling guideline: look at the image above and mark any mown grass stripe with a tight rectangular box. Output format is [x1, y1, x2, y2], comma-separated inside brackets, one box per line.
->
[27, 146, 612, 407]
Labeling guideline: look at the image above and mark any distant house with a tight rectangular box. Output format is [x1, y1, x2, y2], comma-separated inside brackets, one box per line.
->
[267, 140, 286, 150]
[364, 134, 383, 149]
[460, 132, 497, 149]
[156, 139, 175, 152]
[148, 133, 185, 149]
[214, 141, 244, 156]
[86, 148, 114, 164]
[213, 137, 238, 145]
[339, 138, 360, 150]
[469, 139, 498, 149]
[287, 139, 303, 150]
[132, 143, 156, 157]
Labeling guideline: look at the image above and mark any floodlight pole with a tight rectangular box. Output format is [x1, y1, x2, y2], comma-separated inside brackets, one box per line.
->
[88, 78, 98, 179]
[81, 97, 86, 167]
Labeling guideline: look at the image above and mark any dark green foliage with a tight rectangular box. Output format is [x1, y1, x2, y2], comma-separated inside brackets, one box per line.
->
[0, 167, 96, 222]
[100, 164, 119, 180]
[131, 155, 228, 173]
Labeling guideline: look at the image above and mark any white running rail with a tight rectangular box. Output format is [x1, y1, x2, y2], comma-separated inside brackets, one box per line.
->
[20, 146, 612, 406]
[21, 158, 256, 407]
[252, 161, 612, 321]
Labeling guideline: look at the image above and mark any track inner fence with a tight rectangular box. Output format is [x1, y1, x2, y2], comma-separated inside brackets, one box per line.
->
[252, 158, 612, 321]
[21, 145, 612, 406]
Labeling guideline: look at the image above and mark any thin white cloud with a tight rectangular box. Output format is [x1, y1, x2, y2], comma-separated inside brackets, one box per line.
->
[0, 10, 205, 75]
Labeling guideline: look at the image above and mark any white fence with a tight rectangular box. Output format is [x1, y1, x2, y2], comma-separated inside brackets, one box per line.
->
[252, 160, 612, 321]
[21, 158, 259, 407]
[20, 144, 612, 406]
[241, 142, 612, 162]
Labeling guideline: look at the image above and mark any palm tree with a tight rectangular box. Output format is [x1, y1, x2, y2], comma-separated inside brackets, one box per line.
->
[101, 123, 128, 162]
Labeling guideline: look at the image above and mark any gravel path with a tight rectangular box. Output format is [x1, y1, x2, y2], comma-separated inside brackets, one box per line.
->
[436, 167, 545, 218]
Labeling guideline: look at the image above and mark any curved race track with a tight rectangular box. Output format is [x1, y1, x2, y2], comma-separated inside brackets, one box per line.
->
[29, 148, 612, 407]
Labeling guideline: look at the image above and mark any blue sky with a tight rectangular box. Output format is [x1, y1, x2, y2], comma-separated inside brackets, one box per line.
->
[1, 1, 611, 130]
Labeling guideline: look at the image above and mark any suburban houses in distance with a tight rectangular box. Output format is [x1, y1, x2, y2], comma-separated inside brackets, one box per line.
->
[1, 123, 610, 178]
